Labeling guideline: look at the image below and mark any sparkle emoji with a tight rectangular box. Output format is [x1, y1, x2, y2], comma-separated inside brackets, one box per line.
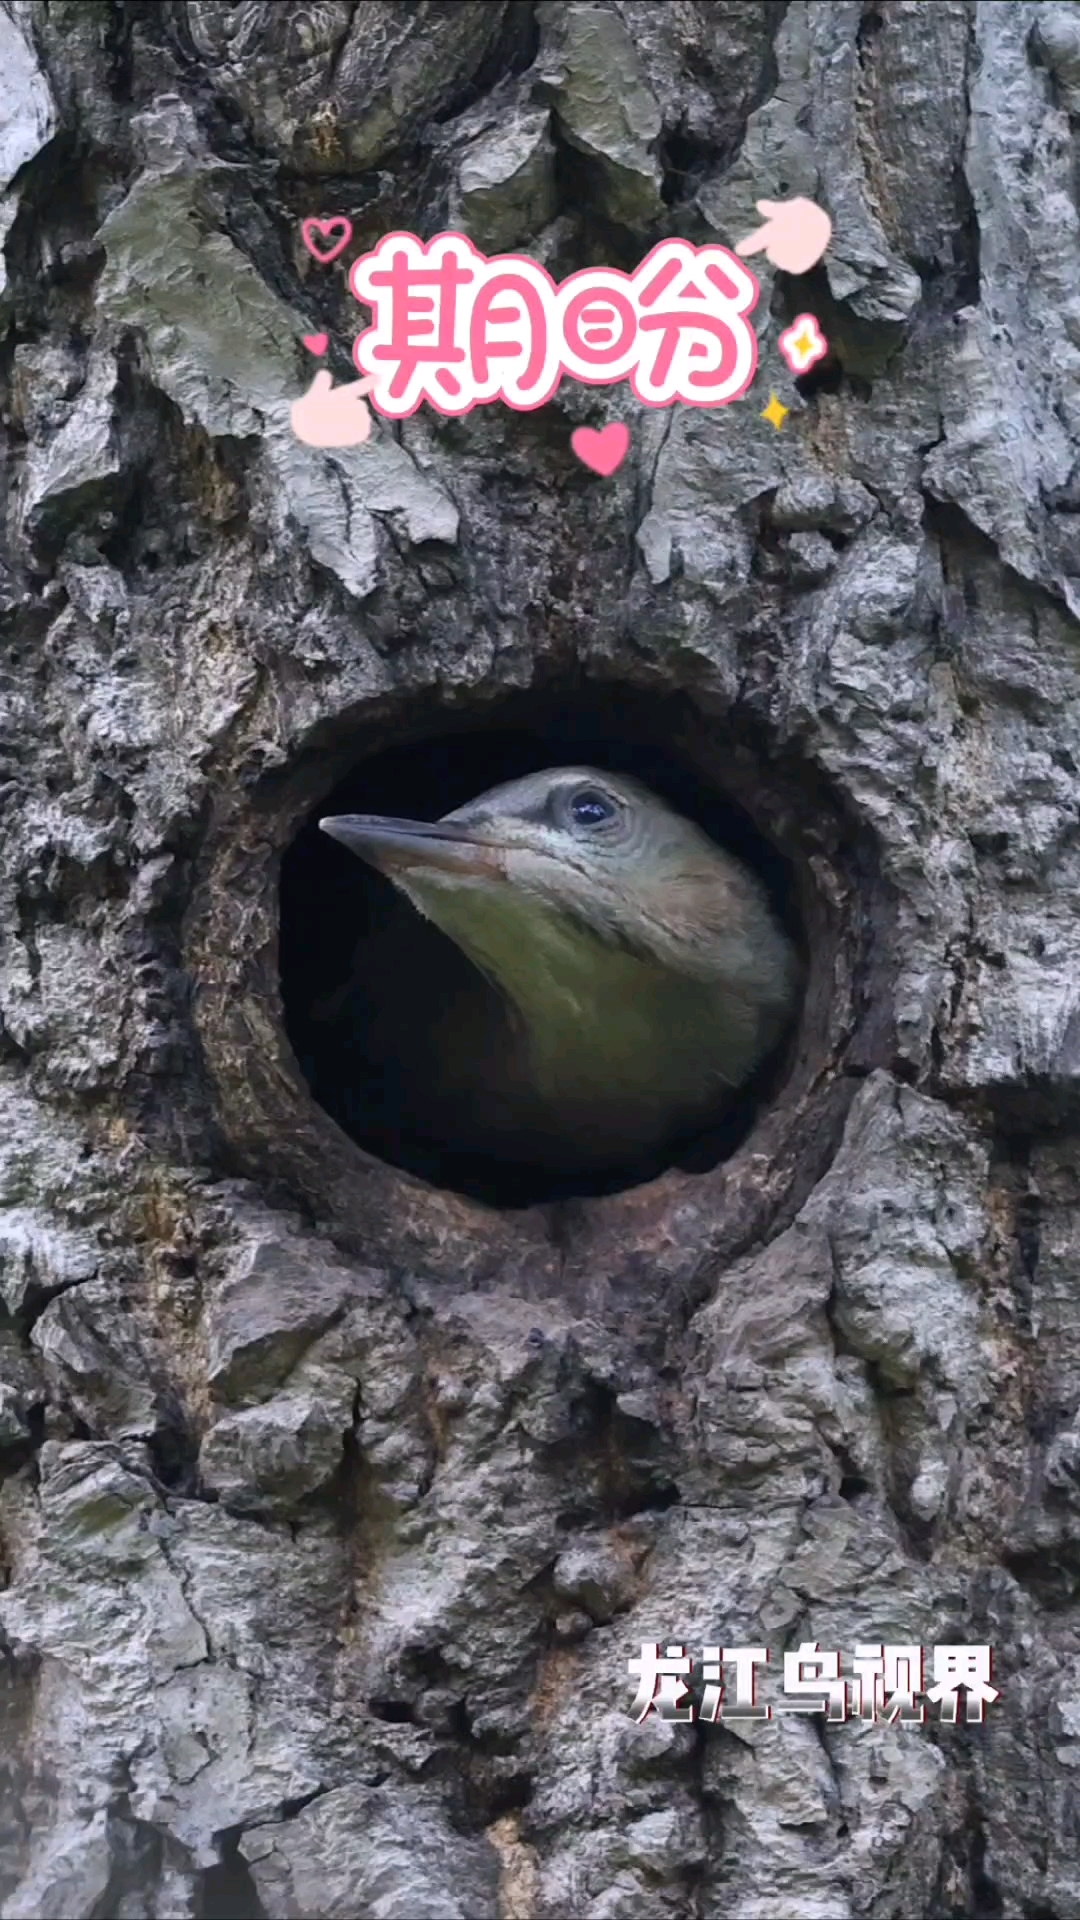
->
[760, 393, 790, 432]
[778, 314, 828, 376]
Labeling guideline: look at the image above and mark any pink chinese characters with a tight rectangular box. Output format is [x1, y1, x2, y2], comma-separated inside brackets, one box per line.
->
[350, 231, 760, 419]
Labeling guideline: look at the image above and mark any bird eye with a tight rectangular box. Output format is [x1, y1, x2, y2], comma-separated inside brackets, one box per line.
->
[569, 788, 617, 827]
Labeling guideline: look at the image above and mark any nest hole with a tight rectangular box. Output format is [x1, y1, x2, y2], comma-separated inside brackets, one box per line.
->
[278, 688, 805, 1209]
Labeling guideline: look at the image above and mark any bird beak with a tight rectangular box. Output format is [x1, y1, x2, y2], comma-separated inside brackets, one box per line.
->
[319, 813, 503, 881]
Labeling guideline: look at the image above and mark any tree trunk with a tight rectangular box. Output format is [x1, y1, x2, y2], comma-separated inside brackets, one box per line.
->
[1, 1, 1079, 1915]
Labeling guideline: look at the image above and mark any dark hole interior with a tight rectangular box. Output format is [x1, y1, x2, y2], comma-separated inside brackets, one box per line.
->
[279, 690, 803, 1207]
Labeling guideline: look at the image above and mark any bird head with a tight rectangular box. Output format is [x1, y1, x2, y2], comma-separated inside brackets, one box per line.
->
[319, 766, 799, 1024]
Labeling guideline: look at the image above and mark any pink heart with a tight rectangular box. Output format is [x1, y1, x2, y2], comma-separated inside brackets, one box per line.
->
[571, 422, 630, 476]
[301, 216, 353, 266]
[302, 333, 329, 356]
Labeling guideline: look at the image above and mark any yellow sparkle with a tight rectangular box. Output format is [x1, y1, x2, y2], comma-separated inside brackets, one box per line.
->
[761, 392, 790, 431]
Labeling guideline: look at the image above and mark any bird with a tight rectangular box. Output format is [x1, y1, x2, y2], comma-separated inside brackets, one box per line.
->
[317, 767, 801, 1183]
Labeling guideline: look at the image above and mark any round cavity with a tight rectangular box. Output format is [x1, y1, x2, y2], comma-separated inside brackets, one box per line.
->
[278, 687, 804, 1207]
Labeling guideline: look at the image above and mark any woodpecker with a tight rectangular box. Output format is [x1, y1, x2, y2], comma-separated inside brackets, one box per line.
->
[319, 767, 800, 1178]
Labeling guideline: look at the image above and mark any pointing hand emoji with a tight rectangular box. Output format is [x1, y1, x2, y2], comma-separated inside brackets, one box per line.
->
[290, 369, 378, 448]
[734, 197, 832, 277]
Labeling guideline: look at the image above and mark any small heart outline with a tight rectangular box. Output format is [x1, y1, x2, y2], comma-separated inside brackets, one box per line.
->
[571, 422, 630, 476]
[301, 216, 353, 266]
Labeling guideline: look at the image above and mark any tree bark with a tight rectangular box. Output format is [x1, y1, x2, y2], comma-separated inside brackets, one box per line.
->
[1, 2, 1079, 1915]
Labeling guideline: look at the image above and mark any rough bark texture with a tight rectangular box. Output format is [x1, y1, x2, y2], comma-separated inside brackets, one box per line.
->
[1, 2, 1080, 1916]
